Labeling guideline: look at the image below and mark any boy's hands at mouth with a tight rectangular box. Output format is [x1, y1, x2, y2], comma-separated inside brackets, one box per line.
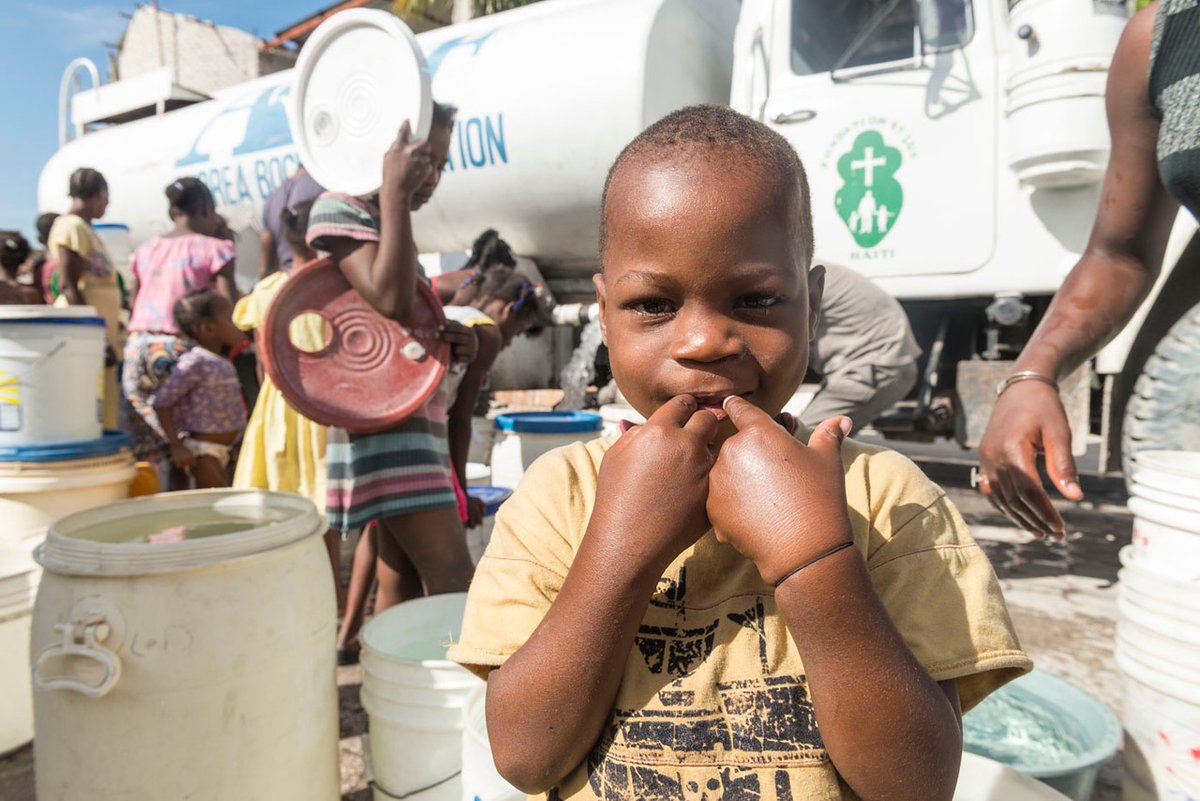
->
[707, 397, 854, 585]
[591, 395, 719, 573]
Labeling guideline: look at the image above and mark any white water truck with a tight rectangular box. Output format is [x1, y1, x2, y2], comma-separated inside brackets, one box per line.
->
[39, 0, 1200, 477]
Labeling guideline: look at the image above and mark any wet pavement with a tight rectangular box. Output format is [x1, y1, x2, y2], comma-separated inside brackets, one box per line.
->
[0, 446, 1133, 801]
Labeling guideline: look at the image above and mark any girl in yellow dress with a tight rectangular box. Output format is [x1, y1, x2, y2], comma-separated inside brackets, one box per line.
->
[232, 201, 344, 610]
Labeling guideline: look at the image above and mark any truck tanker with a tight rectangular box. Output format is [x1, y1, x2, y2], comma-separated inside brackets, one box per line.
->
[38, 0, 1200, 477]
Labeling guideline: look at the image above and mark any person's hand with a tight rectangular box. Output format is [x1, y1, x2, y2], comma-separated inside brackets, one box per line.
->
[707, 397, 853, 585]
[381, 120, 433, 202]
[441, 320, 478, 364]
[977, 381, 1083, 540]
[466, 496, 486, 530]
[169, 441, 195, 471]
[590, 395, 720, 573]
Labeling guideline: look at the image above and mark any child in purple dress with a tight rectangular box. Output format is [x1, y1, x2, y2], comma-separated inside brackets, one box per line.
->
[153, 288, 247, 489]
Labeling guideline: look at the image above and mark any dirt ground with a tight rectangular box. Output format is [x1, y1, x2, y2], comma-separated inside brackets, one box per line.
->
[0, 453, 1132, 801]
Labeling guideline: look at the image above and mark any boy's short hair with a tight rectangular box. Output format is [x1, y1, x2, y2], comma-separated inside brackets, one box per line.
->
[600, 104, 814, 269]
[174, 287, 223, 340]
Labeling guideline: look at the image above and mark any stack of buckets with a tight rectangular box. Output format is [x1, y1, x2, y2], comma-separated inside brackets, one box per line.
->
[1116, 451, 1200, 800]
[0, 306, 135, 756]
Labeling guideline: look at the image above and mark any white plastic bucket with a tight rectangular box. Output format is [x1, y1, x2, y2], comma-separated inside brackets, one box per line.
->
[467, 462, 491, 487]
[461, 681, 523, 801]
[464, 486, 512, 564]
[1129, 450, 1200, 579]
[0, 432, 136, 543]
[1002, 0, 1126, 188]
[490, 412, 602, 489]
[30, 490, 338, 801]
[1131, 449, 1200, 498]
[0, 530, 42, 755]
[598, 403, 645, 438]
[360, 593, 476, 801]
[0, 306, 106, 446]
[1116, 545, 1200, 800]
[953, 753, 1072, 800]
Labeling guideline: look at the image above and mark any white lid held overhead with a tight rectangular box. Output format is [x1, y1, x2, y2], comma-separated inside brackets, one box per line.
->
[290, 9, 433, 197]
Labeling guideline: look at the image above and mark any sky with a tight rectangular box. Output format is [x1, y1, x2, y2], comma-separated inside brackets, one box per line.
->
[0, 1, 304, 242]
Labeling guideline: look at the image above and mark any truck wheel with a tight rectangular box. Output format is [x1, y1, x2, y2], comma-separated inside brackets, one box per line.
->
[1122, 302, 1200, 482]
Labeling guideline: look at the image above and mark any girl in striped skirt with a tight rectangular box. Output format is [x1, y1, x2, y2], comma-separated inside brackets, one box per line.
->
[306, 105, 476, 626]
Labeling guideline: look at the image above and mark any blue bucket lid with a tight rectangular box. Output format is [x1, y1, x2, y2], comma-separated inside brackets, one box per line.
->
[0, 430, 133, 462]
[494, 411, 602, 434]
[467, 485, 512, 516]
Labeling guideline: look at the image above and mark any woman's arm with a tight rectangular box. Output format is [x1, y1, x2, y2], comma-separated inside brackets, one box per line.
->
[214, 259, 241, 304]
[258, 230, 278, 279]
[978, 3, 1179, 537]
[57, 248, 87, 305]
[447, 327, 500, 487]
[330, 123, 434, 321]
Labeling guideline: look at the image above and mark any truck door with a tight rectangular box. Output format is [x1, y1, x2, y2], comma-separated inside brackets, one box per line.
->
[760, 0, 997, 279]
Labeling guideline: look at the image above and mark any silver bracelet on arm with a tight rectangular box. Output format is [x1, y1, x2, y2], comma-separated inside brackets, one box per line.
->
[995, 371, 1058, 398]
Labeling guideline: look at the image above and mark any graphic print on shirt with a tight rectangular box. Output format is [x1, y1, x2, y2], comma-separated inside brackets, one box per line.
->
[569, 569, 827, 801]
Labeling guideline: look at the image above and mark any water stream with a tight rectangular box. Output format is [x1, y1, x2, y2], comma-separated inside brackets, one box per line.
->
[557, 319, 604, 411]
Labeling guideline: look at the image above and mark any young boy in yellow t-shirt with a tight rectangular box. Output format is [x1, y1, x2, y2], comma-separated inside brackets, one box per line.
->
[448, 106, 1031, 801]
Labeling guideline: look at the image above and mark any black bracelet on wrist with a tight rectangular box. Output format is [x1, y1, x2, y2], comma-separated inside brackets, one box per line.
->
[772, 541, 856, 588]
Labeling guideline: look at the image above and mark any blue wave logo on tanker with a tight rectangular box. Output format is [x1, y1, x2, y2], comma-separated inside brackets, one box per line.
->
[174, 82, 300, 209]
[172, 32, 509, 208]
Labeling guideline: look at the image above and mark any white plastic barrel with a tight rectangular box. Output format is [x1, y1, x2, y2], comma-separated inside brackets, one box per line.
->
[0, 530, 42, 755]
[0, 306, 105, 446]
[1115, 545, 1200, 801]
[0, 432, 136, 543]
[461, 680, 523, 801]
[1003, 0, 1126, 187]
[30, 490, 338, 801]
[490, 411, 601, 489]
[360, 593, 476, 801]
[1128, 451, 1200, 578]
[464, 486, 512, 564]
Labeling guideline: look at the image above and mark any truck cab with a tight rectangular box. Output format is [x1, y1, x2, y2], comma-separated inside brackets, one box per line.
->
[732, 0, 1200, 474]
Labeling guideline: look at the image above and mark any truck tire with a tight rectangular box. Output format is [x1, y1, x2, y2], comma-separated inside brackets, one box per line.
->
[1122, 301, 1200, 481]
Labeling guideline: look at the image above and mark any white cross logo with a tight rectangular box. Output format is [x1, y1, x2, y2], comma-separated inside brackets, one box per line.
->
[851, 146, 887, 187]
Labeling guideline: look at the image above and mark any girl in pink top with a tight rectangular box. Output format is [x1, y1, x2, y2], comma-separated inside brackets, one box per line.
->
[122, 178, 241, 475]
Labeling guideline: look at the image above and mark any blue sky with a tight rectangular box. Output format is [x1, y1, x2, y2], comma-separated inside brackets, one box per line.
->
[0, 1, 302, 241]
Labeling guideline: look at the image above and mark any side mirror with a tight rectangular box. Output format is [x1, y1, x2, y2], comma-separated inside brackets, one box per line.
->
[917, 0, 974, 53]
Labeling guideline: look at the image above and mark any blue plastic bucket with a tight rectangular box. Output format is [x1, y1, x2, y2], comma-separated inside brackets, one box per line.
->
[963, 670, 1121, 801]
[465, 486, 512, 563]
[490, 412, 602, 488]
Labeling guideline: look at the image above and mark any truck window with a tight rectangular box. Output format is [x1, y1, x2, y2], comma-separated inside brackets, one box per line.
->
[791, 0, 972, 75]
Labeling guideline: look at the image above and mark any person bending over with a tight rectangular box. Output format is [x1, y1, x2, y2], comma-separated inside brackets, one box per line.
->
[153, 289, 247, 489]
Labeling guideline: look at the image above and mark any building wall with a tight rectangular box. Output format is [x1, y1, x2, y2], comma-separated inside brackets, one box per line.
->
[117, 6, 294, 94]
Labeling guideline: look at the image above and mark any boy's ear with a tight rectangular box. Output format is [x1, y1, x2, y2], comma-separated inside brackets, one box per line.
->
[592, 272, 608, 345]
[807, 264, 826, 342]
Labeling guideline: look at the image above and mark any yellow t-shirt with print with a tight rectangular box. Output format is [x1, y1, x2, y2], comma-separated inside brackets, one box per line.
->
[448, 432, 1032, 801]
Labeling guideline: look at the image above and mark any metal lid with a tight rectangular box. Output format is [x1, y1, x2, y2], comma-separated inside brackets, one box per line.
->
[259, 257, 449, 433]
[494, 411, 603, 434]
[290, 8, 432, 197]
